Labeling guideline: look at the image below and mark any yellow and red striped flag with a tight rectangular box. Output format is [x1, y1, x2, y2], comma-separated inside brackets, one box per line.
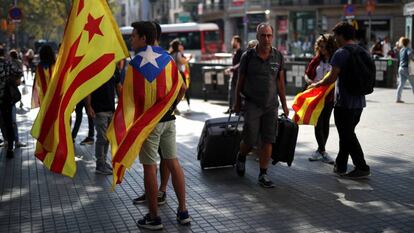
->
[31, 64, 54, 109]
[292, 73, 334, 126]
[107, 45, 184, 187]
[30, 0, 129, 177]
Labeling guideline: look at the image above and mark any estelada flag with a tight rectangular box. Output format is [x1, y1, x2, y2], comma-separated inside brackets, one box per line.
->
[31, 64, 54, 109]
[107, 45, 184, 187]
[292, 72, 334, 126]
[30, 0, 129, 177]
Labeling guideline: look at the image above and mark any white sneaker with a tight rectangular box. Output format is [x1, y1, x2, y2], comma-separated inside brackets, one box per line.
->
[308, 150, 323, 161]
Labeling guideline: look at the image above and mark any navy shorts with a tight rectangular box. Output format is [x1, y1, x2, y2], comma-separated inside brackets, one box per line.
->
[242, 102, 278, 147]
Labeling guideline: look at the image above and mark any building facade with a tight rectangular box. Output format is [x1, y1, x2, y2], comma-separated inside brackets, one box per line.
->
[199, 0, 404, 56]
[403, 2, 414, 47]
[115, 0, 140, 27]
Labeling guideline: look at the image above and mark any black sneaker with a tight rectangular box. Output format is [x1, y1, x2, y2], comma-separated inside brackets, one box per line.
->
[341, 169, 371, 180]
[15, 141, 27, 148]
[235, 153, 245, 177]
[137, 214, 163, 231]
[80, 137, 94, 145]
[258, 174, 275, 188]
[157, 191, 166, 205]
[104, 162, 113, 171]
[133, 191, 166, 205]
[132, 194, 146, 205]
[176, 209, 191, 225]
[95, 162, 112, 175]
[6, 150, 14, 159]
[333, 164, 346, 176]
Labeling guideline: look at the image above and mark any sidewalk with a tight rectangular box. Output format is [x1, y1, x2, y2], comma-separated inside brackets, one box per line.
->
[0, 76, 413, 232]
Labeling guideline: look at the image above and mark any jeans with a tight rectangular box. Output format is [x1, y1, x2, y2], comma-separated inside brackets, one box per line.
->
[334, 107, 369, 172]
[71, 101, 94, 139]
[396, 67, 414, 101]
[0, 104, 15, 151]
[315, 102, 333, 152]
[94, 111, 113, 162]
[12, 105, 18, 142]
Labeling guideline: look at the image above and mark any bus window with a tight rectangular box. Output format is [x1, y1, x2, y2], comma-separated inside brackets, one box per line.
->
[120, 23, 223, 61]
[204, 31, 219, 43]
[159, 32, 201, 51]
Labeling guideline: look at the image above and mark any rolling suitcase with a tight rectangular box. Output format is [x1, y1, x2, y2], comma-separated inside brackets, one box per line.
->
[197, 113, 243, 170]
[272, 114, 299, 166]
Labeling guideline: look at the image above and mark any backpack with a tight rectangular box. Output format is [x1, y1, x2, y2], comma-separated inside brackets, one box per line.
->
[0, 59, 21, 105]
[0, 59, 10, 103]
[342, 45, 376, 95]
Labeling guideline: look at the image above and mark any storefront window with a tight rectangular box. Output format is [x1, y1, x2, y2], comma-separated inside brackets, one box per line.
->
[276, 16, 288, 55]
[289, 11, 316, 57]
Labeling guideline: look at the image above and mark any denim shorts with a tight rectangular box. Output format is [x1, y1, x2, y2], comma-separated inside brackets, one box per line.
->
[139, 120, 177, 165]
[242, 101, 278, 147]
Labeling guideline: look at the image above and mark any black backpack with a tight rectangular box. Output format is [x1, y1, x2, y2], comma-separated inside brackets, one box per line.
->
[342, 45, 376, 95]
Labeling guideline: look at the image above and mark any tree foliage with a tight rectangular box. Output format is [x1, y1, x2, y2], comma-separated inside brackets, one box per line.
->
[1, 0, 119, 48]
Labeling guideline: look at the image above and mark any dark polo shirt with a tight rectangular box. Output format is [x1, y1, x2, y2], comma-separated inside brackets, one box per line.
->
[239, 47, 284, 109]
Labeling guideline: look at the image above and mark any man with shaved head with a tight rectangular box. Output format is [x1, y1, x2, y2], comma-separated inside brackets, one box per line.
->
[234, 23, 289, 188]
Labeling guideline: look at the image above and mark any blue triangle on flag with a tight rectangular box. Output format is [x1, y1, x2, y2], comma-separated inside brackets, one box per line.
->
[130, 46, 172, 83]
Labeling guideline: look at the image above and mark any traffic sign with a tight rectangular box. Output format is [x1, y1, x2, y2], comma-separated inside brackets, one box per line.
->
[344, 4, 355, 19]
[8, 7, 22, 22]
[366, 0, 376, 15]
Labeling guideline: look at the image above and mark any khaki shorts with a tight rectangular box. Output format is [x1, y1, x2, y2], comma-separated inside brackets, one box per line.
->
[139, 120, 177, 165]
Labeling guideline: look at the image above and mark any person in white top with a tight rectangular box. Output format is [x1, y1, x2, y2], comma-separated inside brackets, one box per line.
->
[304, 34, 338, 164]
[382, 36, 392, 58]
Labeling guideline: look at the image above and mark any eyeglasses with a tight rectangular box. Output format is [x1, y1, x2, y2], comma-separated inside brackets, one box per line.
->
[260, 34, 273, 38]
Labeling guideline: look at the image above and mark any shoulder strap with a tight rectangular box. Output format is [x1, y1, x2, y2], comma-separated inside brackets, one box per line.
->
[243, 48, 255, 74]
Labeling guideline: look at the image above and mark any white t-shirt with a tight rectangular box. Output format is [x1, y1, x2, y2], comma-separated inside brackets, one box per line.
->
[315, 60, 331, 82]
[382, 42, 391, 57]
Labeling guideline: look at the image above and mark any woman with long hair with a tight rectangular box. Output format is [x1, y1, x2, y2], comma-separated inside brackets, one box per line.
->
[305, 34, 337, 164]
[169, 39, 192, 111]
[32, 45, 55, 109]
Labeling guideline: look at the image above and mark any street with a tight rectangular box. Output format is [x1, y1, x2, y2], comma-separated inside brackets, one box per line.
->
[1, 75, 414, 232]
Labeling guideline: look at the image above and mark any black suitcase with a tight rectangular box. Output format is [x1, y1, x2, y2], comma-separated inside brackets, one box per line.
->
[272, 114, 299, 166]
[197, 114, 243, 170]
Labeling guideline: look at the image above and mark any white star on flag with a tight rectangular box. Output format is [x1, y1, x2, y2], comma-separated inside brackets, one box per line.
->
[138, 46, 162, 68]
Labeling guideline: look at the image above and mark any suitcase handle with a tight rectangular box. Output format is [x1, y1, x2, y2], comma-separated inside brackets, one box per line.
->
[226, 111, 242, 131]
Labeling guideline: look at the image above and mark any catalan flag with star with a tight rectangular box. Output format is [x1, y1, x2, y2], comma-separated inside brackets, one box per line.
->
[292, 72, 334, 126]
[107, 45, 184, 187]
[30, 0, 129, 177]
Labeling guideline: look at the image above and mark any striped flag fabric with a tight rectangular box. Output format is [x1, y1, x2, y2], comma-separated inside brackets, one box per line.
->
[107, 45, 184, 187]
[292, 73, 334, 126]
[30, 0, 129, 178]
[31, 64, 54, 109]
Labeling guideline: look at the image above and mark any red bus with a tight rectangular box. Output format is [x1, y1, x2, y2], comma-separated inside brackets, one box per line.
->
[120, 22, 223, 61]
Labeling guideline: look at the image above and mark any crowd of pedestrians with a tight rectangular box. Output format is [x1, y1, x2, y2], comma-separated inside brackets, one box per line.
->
[2, 18, 414, 231]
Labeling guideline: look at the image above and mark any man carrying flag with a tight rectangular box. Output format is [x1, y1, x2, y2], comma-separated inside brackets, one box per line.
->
[107, 21, 190, 230]
[30, 0, 129, 178]
[308, 22, 371, 179]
